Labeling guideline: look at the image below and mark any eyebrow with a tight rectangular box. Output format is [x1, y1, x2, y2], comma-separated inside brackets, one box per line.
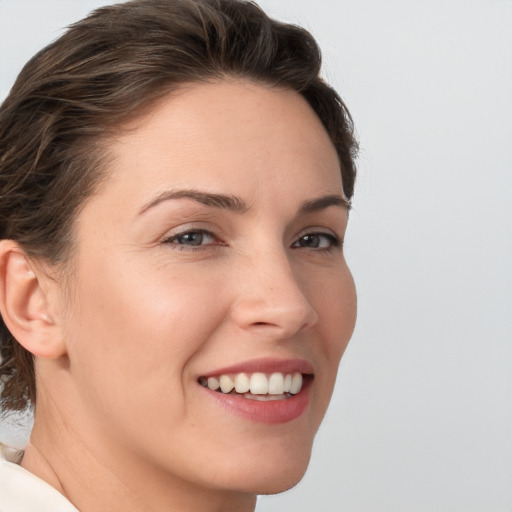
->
[139, 189, 249, 214]
[139, 189, 350, 215]
[297, 194, 351, 214]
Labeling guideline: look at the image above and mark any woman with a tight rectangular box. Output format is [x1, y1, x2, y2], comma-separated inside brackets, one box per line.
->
[0, 0, 358, 510]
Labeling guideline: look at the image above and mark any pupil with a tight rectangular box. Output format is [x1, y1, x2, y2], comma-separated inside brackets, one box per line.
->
[180, 232, 202, 246]
[302, 234, 319, 247]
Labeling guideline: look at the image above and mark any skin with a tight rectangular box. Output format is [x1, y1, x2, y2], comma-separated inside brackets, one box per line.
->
[7, 80, 356, 511]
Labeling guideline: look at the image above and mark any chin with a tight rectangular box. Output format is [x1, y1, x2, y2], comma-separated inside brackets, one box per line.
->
[254, 468, 309, 496]
[253, 462, 310, 495]
[221, 443, 313, 496]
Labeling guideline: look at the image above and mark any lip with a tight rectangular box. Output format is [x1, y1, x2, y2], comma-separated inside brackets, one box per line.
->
[197, 358, 314, 424]
[200, 357, 315, 378]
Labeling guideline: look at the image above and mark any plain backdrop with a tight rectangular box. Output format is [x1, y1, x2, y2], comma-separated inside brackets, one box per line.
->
[1, 1, 511, 511]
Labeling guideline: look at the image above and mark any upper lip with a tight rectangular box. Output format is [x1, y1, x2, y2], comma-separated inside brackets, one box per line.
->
[200, 358, 315, 378]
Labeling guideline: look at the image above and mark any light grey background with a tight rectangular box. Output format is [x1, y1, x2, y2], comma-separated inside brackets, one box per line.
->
[1, 1, 511, 511]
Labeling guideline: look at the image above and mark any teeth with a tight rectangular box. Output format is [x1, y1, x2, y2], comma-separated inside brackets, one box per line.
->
[283, 374, 292, 393]
[268, 372, 285, 395]
[219, 375, 234, 393]
[290, 373, 303, 395]
[207, 377, 220, 391]
[250, 373, 268, 395]
[201, 371, 304, 396]
[234, 373, 250, 393]
[244, 393, 287, 401]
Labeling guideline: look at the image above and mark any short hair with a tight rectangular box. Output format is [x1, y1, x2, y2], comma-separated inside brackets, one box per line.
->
[0, 0, 358, 412]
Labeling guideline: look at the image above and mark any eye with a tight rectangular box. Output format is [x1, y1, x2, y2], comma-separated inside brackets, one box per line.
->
[292, 232, 340, 250]
[163, 229, 218, 248]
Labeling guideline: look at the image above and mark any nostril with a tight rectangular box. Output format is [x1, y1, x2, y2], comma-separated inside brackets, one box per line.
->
[230, 281, 318, 336]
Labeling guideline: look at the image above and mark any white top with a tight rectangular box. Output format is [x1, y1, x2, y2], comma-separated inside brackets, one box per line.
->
[0, 452, 77, 512]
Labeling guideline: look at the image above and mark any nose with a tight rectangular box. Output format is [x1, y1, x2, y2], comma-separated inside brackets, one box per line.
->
[229, 250, 318, 338]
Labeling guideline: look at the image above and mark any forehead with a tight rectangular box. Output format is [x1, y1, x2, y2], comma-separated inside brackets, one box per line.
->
[92, 80, 343, 210]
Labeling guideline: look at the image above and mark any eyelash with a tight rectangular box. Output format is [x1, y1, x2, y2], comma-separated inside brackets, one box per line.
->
[292, 232, 341, 251]
[162, 229, 221, 251]
[162, 228, 341, 252]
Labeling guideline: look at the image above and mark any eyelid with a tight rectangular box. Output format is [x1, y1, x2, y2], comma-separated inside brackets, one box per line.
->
[294, 226, 339, 239]
[161, 224, 226, 250]
[291, 227, 342, 250]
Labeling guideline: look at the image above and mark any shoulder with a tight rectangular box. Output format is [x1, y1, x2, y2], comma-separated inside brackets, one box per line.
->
[0, 449, 78, 512]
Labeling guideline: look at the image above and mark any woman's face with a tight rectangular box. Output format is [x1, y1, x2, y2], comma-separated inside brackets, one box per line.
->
[58, 80, 356, 495]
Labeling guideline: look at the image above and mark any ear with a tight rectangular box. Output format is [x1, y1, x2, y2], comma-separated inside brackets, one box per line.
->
[0, 240, 66, 359]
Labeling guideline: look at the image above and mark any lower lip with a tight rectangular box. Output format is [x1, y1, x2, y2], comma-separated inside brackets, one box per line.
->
[199, 378, 312, 424]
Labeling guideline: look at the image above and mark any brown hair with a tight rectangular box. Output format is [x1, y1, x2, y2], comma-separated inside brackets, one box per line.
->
[0, 0, 358, 412]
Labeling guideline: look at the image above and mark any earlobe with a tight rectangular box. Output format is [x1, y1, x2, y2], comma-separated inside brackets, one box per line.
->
[0, 240, 66, 359]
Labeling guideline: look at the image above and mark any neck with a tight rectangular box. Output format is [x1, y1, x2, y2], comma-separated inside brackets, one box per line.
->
[23, 399, 256, 512]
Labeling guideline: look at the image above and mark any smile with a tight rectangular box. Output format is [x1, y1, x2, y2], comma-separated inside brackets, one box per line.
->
[197, 358, 314, 423]
[199, 372, 304, 401]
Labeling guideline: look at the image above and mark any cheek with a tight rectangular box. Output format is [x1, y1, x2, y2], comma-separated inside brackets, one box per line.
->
[308, 266, 356, 414]
[63, 257, 227, 411]
[312, 264, 357, 356]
